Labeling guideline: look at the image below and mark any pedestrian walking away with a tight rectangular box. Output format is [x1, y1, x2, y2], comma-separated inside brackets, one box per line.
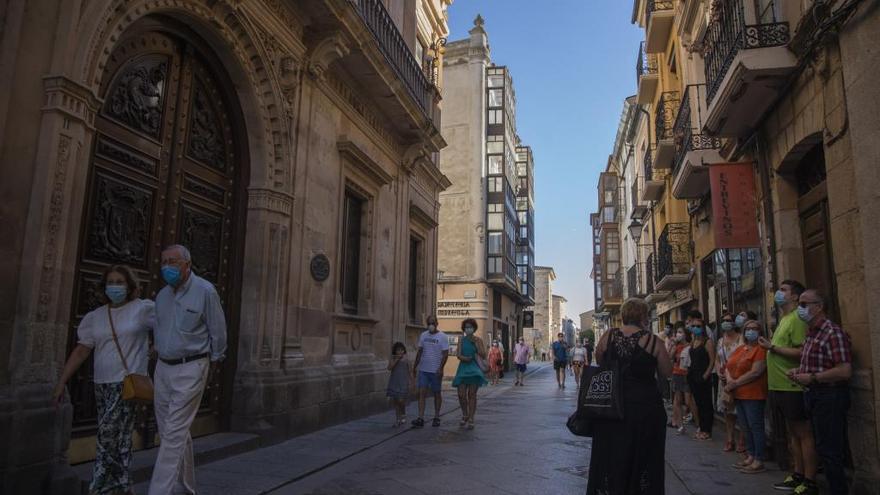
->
[725, 320, 769, 475]
[571, 341, 586, 387]
[452, 318, 487, 429]
[686, 317, 716, 440]
[759, 280, 819, 494]
[150, 245, 227, 495]
[53, 265, 154, 495]
[788, 289, 853, 495]
[551, 332, 568, 389]
[513, 337, 531, 385]
[386, 342, 411, 427]
[411, 315, 449, 428]
[587, 298, 672, 495]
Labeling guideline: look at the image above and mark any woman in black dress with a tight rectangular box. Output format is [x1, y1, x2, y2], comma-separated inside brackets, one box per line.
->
[686, 316, 716, 440]
[587, 298, 673, 495]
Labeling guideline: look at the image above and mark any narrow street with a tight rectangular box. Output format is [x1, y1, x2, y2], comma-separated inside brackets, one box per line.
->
[127, 364, 782, 495]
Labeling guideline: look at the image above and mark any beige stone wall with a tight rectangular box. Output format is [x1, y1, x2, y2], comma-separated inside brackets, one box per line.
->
[532, 267, 555, 353]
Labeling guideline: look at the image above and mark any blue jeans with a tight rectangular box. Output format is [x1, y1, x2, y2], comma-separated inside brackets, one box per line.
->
[805, 386, 850, 495]
[735, 399, 766, 461]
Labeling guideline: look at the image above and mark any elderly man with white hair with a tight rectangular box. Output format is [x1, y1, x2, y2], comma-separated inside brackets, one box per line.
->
[149, 245, 227, 495]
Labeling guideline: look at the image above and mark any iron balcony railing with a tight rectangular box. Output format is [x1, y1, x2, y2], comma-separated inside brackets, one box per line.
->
[351, 0, 435, 121]
[672, 84, 722, 174]
[655, 91, 680, 142]
[644, 146, 653, 180]
[645, 253, 655, 294]
[657, 222, 691, 282]
[646, 0, 674, 25]
[637, 41, 659, 81]
[627, 264, 641, 298]
[703, 0, 791, 101]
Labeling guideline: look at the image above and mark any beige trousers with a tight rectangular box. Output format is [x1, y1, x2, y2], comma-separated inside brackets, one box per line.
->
[148, 358, 209, 495]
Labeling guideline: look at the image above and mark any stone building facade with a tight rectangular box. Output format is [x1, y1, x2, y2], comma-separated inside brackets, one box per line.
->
[529, 266, 556, 353]
[0, 0, 452, 492]
[436, 15, 535, 369]
[551, 295, 567, 340]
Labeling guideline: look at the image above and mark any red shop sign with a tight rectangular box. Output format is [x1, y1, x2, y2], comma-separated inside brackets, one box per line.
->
[709, 162, 760, 249]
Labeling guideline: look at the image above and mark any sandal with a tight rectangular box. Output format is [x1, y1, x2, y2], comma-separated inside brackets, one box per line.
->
[723, 441, 734, 452]
[466, 420, 475, 430]
[432, 417, 441, 427]
[736, 445, 747, 454]
[459, 416, 469, 427]
[739, 463, 766, 474]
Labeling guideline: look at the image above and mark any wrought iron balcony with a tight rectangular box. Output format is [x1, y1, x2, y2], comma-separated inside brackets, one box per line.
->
[642, 146, 666, 202]
[700, 0, 795, 136]
[645, 0, 675, 53]
[627, 264, 642, 298]
[672, 84, 723, 199]
[653, 91, 680, 168]
[656, 222, 691, 291]
[645, 253, 655, 296]
[351, 0, 435, 122]
[636, 41, 660, 105]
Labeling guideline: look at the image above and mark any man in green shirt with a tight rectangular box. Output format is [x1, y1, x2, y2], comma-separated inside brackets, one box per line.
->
[758, 280, 818, 494]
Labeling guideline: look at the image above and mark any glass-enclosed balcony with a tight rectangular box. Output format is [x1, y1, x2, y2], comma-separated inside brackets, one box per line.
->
[636, 41, 659, 105]
[672, 84, 723, 199]
[702, 0, 795, 136]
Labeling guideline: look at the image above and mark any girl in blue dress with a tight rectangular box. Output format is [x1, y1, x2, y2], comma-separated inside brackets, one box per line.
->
[452, 318, 488, 429]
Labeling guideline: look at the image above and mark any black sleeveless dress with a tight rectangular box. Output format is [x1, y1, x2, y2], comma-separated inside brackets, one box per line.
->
[586, 329, 666, 495]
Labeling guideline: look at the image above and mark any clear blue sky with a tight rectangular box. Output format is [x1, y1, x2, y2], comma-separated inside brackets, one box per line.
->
[447, 1, 643, 320]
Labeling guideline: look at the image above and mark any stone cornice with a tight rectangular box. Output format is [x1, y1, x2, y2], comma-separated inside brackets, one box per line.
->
[337, 140, 394, 188]
[42, 75, 102, 129]
[248, 188, 294, 216]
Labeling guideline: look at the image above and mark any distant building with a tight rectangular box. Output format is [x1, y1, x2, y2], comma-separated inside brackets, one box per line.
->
[529, 266, 556, 354]
[551, 294, 567, 342]
[579, 310, 595, 341]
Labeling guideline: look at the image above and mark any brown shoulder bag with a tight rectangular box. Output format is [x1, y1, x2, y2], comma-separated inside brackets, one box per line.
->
[108, 305, 154, 403]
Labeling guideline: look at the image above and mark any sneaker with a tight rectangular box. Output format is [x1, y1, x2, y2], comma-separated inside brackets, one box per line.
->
[431, 417, 441, 427]
[676, 425, 686, 435]
[774, 474, 804, 491]
[411, 417, 425, 428]
[792, 481, 819, 495]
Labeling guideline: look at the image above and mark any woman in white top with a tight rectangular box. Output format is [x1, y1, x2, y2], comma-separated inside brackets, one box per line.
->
[571, 342, 587, 387]
[53, 265, 155, 495]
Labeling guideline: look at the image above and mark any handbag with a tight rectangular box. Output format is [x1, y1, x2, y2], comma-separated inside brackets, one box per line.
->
[567, 330, 631, 437]
[108, 306, 154, 403]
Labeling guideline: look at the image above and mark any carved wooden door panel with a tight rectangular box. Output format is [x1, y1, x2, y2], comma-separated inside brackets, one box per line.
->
[68, 28, 241, 448]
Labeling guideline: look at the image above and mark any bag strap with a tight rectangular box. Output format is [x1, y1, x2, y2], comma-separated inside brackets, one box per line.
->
[107, 305, 131, 375]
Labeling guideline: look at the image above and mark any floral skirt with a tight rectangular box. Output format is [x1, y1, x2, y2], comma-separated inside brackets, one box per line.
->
[90, 382, 134, 495]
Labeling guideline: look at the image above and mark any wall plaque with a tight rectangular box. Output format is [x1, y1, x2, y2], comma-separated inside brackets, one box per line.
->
[310, 254, 330, 282]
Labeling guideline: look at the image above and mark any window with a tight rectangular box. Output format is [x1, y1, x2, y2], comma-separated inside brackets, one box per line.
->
[488, 74, 504, 88]
[488, 212, 503, 230]
[488, 88, 503, 107]
[488, 232, 502, 254]
[489, 109, 503, 125]
[488, 177, 502, 192]
[408, 236, 422, 322]
[340, 191, 364, 314]
[488, 257, 502, 274]
[487, 155, 503, 175]
[415, 41, 425, 69]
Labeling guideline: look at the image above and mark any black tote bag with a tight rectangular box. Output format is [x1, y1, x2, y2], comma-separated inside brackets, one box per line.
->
[567, 331, 626, 437]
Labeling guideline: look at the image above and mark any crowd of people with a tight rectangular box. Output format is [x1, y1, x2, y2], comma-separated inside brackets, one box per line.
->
[586, 278, 853, 495]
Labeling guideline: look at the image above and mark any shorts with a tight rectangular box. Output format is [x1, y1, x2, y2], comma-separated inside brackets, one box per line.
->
[672, 374, 690, 393]
[572, 360, 584, 367]
[417, 371, 442, 393]
[515, 363, 527, 373]
[770, 390, 807, 421]
[553, 360, 567, 370]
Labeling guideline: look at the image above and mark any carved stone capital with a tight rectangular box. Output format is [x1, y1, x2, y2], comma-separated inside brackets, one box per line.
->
[307, 32, 350, 80]
[42, 75, 102, 129]
[247, 188, 294, 216]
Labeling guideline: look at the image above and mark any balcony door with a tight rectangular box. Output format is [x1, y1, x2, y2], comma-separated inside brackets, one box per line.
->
[66, 19, 246, 460]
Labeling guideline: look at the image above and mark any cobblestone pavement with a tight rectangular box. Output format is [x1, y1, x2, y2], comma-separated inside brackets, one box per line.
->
[134, 363, 783, 494]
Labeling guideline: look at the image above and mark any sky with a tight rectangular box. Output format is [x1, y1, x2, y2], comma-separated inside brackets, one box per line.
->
[447, 1, 643, 320]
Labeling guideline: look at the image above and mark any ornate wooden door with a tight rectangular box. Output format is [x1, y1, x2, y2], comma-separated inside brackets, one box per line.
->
[68, 26, 243, 449]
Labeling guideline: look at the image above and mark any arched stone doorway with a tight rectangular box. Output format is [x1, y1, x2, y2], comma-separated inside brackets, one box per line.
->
[66, 16, 248, 462]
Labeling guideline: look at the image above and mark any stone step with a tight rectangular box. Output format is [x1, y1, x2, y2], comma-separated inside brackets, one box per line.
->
[73, 431, 261, 492]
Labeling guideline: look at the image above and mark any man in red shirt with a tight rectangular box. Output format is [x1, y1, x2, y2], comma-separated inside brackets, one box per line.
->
[787, 289, 852, 495]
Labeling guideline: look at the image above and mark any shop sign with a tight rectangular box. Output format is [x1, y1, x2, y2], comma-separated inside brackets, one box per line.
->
[656, 289, 694, 315]
[709, 163, 760, 248]
[437, 299, 488, 318]
[523, 310, 534, 328]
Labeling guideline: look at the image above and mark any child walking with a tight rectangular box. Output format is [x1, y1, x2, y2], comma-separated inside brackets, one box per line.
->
[387, 342, 411, 427]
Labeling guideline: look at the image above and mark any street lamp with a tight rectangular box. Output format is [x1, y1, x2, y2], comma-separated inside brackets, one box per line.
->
[628, 218, 643, 243]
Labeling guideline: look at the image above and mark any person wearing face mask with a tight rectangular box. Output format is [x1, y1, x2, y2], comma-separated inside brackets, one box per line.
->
[686, 318, 716, 440]
[551, 332, 569, 389]
[725, 320, 769, 474]
[758, 280, 818, 493]
[716, 313, 745, 453]
[452, 318, 487, 429]
[411, 314, 450, 428]
[512, 337, 531, 386]
[53, 265, 154, 495]
[670, 322, 696, 434]
[571, 341, 587, 387]
[787, 290, 852, 495]
[151, 245, 227, 495]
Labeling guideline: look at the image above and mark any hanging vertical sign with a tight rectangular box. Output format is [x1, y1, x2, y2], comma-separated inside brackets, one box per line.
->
[709, 162, 760, 248]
